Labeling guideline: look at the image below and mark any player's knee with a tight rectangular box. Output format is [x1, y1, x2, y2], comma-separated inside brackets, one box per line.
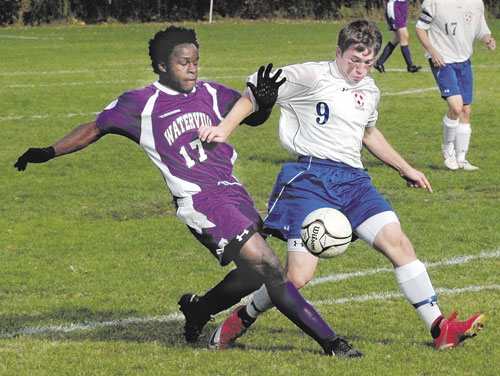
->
[461, 106, 471, 120]
[287, 271, 312, 289]
[448, 104, 464, 119]
[399, 234, 416, 257]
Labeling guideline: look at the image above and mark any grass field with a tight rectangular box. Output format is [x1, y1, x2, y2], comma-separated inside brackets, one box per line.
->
[1, 20, 500, 375]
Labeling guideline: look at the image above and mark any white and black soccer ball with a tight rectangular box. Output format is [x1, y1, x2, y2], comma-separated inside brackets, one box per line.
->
[300, 208, 352, 258]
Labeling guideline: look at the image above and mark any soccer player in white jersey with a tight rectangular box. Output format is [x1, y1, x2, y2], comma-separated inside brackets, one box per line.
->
[14, 26, 364, 358]
[199, 20, 486, 351]
[415, 0, 496, 170]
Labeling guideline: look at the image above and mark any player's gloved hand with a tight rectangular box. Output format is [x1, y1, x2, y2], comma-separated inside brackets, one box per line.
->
[246, 63, 286, 110]
[14, 146, 55, 171]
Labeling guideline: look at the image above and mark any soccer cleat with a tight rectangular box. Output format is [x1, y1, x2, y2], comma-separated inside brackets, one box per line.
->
[457, 160, 479, 171]
[442, 145, 459, 170]
[433, 312, 486, 350]
[374, 63, 385, 73]
[208, 305, 247, 350]
[407, 65, 422, 73]
[178, 293, 212, 343]
[325, 337, 364, 358]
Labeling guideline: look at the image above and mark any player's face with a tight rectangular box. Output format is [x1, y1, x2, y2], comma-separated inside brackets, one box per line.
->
[336, 44, 375, 84]
[162, 43, 199, 94]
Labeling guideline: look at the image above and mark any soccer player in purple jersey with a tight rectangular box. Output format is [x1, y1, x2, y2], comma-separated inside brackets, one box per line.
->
[374, 0, 421, 73]
[14, 26, 361, 358]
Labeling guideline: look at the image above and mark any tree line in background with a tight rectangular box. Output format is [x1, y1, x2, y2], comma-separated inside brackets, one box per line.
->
[1, 0, 499, 27]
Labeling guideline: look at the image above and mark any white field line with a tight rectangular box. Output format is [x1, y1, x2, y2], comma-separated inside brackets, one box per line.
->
[1, 112, 100, 121]
[381, 87, 439, 96]
[0, 67, 248, 76]
[0, 35, 64, 40]
[1, 249, 498, 339]
[5, 79, 148, 88]
[0, 83, 437, 122]
[309, 249, 500, 286]
[313, 284, 500, 306]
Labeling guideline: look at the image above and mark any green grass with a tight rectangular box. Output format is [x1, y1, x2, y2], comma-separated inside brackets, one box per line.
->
[1, 20, 500, 375]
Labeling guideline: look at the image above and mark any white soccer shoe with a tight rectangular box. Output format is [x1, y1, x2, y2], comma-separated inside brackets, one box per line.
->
[457, 160, 479, 171]
[442, 146, 458, 170]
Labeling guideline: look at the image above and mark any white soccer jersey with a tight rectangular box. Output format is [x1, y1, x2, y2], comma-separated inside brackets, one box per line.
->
[416, 0, 491, 63]
[246, 60, 380, 169]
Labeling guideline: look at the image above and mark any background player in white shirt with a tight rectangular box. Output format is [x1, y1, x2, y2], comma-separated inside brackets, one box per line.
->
[415, 0, 496, 170]
[199, 20, 486, 352]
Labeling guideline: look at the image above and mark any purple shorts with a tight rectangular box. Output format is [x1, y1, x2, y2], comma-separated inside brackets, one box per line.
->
[176, 184, 263, 266]
[385, 0, 408, 31]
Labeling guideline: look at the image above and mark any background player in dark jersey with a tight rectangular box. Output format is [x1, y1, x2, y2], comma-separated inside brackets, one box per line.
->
[14, 26, 361, 358]
[374, 0, 421, 73]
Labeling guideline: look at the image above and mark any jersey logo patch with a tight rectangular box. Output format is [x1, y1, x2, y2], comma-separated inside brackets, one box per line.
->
[353, 90, 365, 111]
[464, 12, 473, 25]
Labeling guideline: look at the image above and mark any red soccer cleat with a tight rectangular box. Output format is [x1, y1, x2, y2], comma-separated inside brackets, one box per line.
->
[433, 312, 486, 350]
[208, 306, 248, 350]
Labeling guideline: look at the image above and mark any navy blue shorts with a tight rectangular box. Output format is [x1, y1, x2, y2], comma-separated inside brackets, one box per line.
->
[263, 157, 394, 241]
[430, 59, 473, 105]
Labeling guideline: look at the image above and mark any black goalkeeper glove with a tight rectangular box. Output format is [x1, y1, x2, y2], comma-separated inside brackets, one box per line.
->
[14, 146, 55, 171]
[246, 63, 286, 110]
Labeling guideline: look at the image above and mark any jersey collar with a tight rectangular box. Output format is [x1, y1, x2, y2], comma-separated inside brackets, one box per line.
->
[328, 59, 344, 80]
[153, 81, 197, 96]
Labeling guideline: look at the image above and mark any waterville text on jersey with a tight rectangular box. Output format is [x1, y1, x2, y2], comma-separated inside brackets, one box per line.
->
[163, 111, 213, 145]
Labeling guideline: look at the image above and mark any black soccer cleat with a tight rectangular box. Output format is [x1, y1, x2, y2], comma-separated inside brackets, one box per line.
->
[178, 293, 212, 343]
[325, 337, 364, 358]
[407, 65, 422, 73]
[374, 63, 385, 73]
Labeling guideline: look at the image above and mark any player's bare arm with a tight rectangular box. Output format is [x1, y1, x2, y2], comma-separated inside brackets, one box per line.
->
[198, 93, 253, 143]
[415, 27, 445, 67]
[52, 121, 103, 156]
[363, 126, 433, 193]
[14, 121, 103, 171]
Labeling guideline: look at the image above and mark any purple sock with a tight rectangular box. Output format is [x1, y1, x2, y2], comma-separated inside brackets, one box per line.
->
[401, 45, 414, 67]
[377, 42, 396, 65]
[267, 281, 336, 350]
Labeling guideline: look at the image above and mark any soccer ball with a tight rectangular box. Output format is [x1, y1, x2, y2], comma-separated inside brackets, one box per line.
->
[300, 208, 352, 258]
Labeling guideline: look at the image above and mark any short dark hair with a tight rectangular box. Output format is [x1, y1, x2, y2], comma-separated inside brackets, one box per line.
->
[337, 20, 382, 56]
[148, 26, 200, 74]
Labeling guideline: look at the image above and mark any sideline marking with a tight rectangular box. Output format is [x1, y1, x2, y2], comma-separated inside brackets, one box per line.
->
[382, 87, 438, 96]
[310, 249, 500, 286]
[1, 249, 498, 339]
[2, 284, 498, 339]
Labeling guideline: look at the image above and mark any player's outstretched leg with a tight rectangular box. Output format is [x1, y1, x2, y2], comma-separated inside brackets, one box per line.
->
[432, 312, 486, 350]
[211, 233, 364, 357]
[208, 303, 362, 357]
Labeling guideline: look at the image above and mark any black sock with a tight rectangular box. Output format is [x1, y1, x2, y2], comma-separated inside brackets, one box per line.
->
[202, 268, 263, 315]
[431, 317, 444, 339]
[237, 306, 256, 328]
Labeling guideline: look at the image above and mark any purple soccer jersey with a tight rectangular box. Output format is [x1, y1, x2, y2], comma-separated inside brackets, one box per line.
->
[97, 81, 242, 197]
[96, 81, 262, 264]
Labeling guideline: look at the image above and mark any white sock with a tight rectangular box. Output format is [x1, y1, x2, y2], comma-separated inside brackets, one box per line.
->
[246, 284, 274, 318]
[443, 115, 459, 154]
[455, 123, 472, 162]
[394, 259, 442, 329]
